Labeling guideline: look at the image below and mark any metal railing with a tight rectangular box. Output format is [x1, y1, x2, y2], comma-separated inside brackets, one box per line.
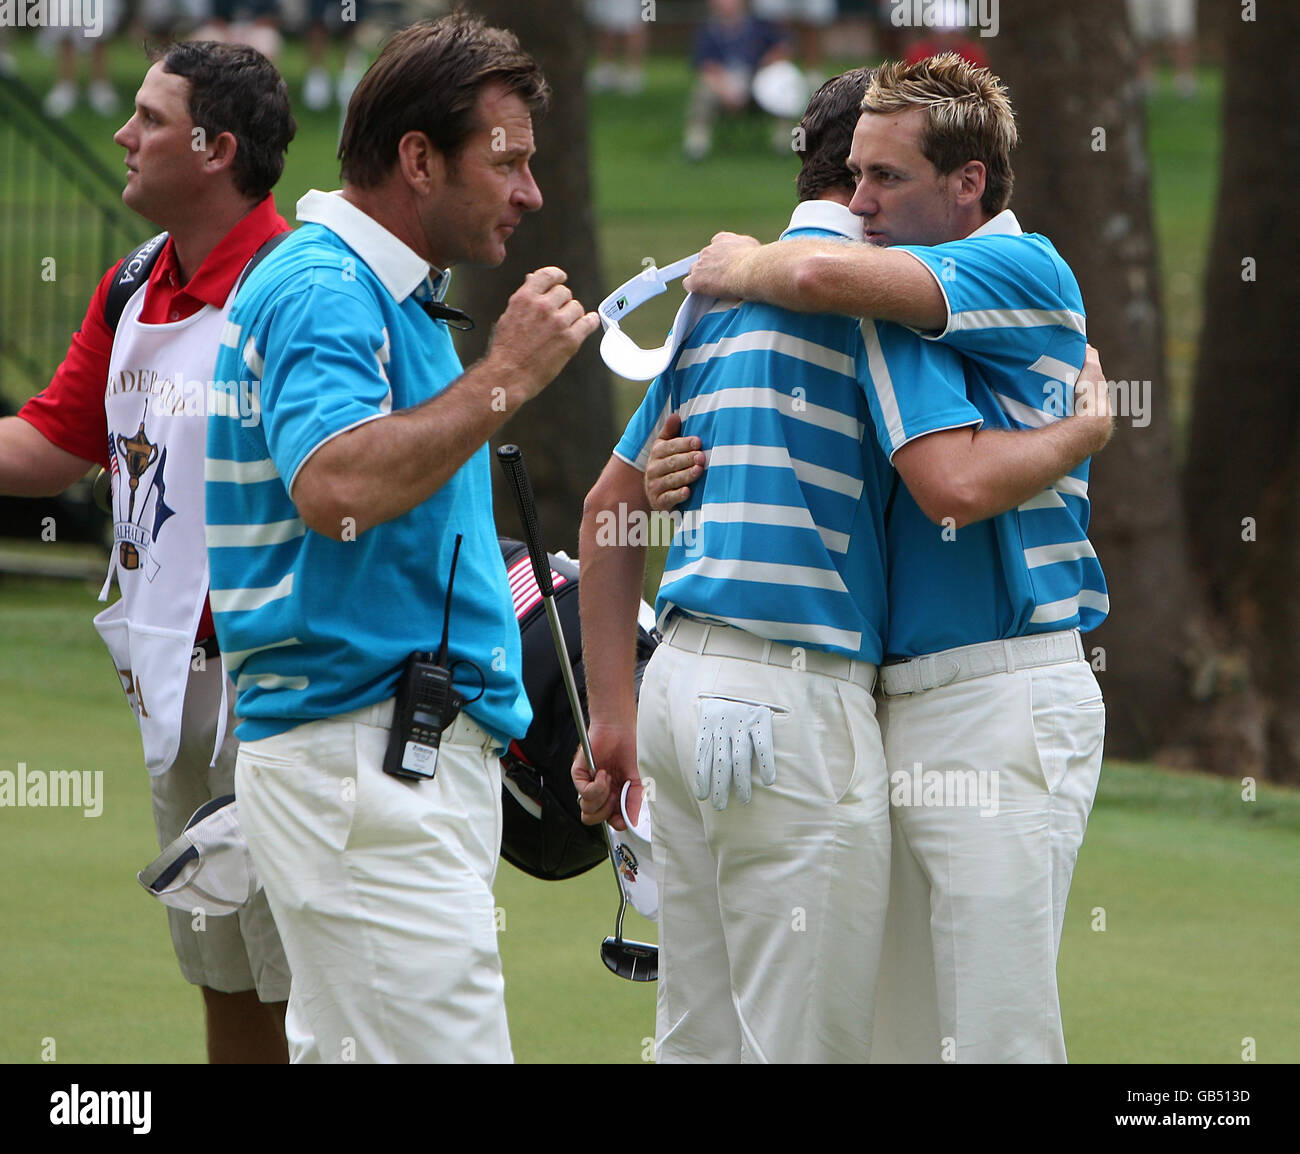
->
[0, 72, 146, 408]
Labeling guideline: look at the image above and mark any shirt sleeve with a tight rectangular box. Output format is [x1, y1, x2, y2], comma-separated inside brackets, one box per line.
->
[895, 234, 1086, 364]
[613, 374, 674, 472]
[15, 261, 121, 467]
[857, 318, 982, 461]
[244, 277, 395, 492]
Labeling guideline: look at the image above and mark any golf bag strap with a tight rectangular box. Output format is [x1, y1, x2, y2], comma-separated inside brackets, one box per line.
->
[104, 232, 169, 331]
[103, 230, 290, 333]
[234, 230, 291, 294]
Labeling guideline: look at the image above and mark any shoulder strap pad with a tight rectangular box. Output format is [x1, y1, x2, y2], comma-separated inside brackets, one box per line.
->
[104, 232, 169, 331]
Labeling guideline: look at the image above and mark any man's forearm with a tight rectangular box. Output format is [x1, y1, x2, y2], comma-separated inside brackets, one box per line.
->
[707, 239, 947, 331]
[963, 417, 1108, 521]
[291, 360, 533, 539]
[0, 417, 96, 497]
[293, 268, 597, 540]
[897, 414, 1111, 529]
[579, 461, 651, 727]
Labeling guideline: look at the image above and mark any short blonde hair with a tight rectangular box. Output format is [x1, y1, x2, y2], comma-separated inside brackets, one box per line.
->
[862, 53, 1018, 215]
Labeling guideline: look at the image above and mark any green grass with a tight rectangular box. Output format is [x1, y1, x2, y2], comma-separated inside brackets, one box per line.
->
[1060, 761, 1300, 1063]
[0, 37, 1236, 1063]
[0, 577, 657, 1063]
[2, 578, 1297, 1063]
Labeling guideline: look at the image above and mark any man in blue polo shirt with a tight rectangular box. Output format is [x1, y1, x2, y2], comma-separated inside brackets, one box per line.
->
[664, 53, 1111, 1062]
[587, 69, 895, 1065]
[204, 15, 598, 1063]
[577, 67, 1111, 1063]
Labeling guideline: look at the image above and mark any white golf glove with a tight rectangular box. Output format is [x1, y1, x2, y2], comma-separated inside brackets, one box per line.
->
[695, 697, 777, 810]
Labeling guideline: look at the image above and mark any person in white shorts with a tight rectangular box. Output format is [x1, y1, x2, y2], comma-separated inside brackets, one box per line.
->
[0, 41, 296, 1061]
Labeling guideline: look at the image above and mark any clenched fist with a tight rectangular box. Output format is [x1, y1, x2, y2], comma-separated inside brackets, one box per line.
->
[486, 267, 600, 406]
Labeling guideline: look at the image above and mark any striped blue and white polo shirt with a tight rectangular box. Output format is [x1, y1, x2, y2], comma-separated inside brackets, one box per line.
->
[204, 190, 531, 745]
[615, 200, 966, 665]
[870, 209, 1109, 658]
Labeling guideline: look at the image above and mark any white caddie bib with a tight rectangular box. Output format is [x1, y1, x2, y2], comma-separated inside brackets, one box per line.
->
[93, 278, 237, 776]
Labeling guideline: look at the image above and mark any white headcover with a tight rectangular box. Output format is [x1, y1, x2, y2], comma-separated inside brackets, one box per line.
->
[138, 795, 261, 916]
[598, 253, 715, 381]
[609, 780, 658, 920]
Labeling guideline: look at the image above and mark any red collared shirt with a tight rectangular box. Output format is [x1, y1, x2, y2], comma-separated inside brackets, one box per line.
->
[20, 195, 290, 640]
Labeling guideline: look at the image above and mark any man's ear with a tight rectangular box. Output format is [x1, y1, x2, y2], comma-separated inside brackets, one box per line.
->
[396, 130, 445, 195]
[204, 130, 239, 176]
[954, 159, 987, 210]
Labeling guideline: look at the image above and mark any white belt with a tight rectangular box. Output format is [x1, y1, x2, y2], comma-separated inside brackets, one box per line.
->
[880, 629, 1085, 697]
[662, 615, 877, 691]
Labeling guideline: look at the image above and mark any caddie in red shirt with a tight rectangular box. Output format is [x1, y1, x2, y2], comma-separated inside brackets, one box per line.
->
[0, 40, 297, 1064]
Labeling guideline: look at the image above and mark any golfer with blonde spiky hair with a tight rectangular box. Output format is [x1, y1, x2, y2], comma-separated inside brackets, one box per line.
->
[670, 51, 1113, 1063]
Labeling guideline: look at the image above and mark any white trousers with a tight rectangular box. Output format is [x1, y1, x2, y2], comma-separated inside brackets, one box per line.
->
[871, 659, 1105, 1063]
[235, 700, 512, 1064]
[639, 638, 891, 1063]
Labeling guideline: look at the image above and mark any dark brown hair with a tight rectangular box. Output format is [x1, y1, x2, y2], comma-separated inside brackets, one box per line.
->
[338, 12, 549, 188]
[796, 68, 875, 202]
[160, 40, 295, 202]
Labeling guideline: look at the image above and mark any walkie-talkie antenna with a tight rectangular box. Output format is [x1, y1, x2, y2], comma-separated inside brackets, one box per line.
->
[437, 533, 463, 668]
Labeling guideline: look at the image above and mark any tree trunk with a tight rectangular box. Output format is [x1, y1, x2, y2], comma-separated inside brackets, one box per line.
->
[457, 0, 614, 555]
[989, 2, 1219, 763]
[1183, 3, 1300, 783]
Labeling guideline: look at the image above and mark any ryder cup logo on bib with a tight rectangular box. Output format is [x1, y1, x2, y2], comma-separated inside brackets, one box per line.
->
[109, 414, 177, 579]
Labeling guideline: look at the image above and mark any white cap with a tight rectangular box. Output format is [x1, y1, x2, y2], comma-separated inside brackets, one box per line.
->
[598, 253, 714, 381]
[137, 795, 260, 916]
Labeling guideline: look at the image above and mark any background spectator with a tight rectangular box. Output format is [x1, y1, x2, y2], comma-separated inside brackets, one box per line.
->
[1127, 0, 1198, 96]
[587, 0, 649, 95]
[684, 0, 789, 160]
[195, 0, 284, 64]
[41, 0, 127, 118]
[751, 0, 837, 86]
[303, 0, 369, 111]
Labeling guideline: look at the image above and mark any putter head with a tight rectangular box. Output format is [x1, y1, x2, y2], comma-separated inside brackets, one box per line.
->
[601, 936, 658, 982]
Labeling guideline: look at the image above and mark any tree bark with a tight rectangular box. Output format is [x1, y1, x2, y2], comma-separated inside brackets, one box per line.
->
[1183, 2, 1300, 782]
[457, 0, 614, 555]
[989, 2, 1217, 763]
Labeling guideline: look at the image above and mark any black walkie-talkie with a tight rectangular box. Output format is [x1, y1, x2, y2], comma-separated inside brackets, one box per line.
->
[383, 536, 466, 782]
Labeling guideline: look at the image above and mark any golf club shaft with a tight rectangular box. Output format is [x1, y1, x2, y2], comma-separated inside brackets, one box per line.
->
[496, 445, 632, 923]
[542, 594, 631, 938]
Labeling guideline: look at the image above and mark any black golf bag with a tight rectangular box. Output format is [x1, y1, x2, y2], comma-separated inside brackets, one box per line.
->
[497, 537, 657, 881]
